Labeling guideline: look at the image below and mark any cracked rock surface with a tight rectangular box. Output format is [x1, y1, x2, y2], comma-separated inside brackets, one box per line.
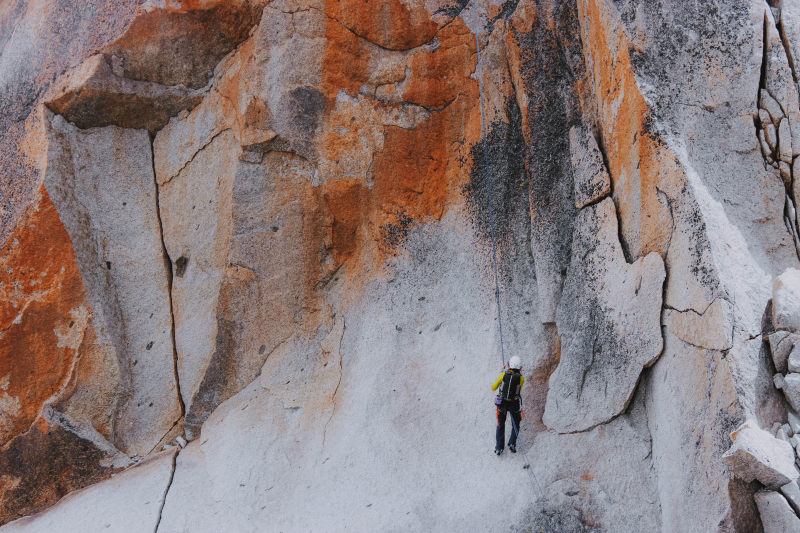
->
[3, 0, 800, 531]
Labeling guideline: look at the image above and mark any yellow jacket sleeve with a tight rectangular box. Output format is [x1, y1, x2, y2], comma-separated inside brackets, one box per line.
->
[491, 372, 505, 391]
[491, 372, 525, 392]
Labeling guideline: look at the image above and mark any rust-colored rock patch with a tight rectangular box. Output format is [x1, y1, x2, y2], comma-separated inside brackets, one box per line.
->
[0, 187, 87, 444]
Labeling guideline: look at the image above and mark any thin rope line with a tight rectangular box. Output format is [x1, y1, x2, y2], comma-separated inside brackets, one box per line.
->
[473, 4, 560, 532]
[472, 0, 506, 367]
[509, 412, 560, 533]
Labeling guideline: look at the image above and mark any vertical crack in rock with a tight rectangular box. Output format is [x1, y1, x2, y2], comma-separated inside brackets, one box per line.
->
[756, 10, 800, 260]
[149, 133, 185, 421]
[321, 318, 346, 451]
[153, 448, 179, 533]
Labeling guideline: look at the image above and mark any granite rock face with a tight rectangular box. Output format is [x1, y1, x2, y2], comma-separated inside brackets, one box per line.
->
[2, 0, 800, 531]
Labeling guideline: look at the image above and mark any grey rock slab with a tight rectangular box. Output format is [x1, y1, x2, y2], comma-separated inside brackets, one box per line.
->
[0, 449, 177, 533]
[44, 114, 180, 456]
[569, 125, 611, 209]
[774, 269, 800, 333]
[781, 481, 800, 516]
[776, 373, 786, 390]
[784, 374, 800, 412]
[723, 421, 799, 488]
[754, 490, 800, 533]
[544, 198, 665, 433]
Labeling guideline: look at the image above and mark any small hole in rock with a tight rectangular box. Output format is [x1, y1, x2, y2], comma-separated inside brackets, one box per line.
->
[69, 321, 74, 328]
[259, 344, 266, 355]
[272, 226, 279, 232]
[175, 256, 189, 277]
[146, 341, 154, 350]
[105, 261, 111, 270]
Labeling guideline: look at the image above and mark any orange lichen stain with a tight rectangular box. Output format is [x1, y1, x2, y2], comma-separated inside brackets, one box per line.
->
[581, 472, 595, 481]
[318, 13, 482, 273]
[324, 0, 438, 51]
[0, 187, 87, 444]
[323, 179, 368, 265]
[581, 0, 674, 260]
[321, 10, 372, 99]
[402, 19, 475, 109]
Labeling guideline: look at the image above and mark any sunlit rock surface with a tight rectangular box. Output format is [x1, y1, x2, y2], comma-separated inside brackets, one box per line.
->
[3, 0, 800, 531]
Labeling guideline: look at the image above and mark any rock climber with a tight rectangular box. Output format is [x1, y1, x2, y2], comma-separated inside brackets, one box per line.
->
[492, 355, 524, 455]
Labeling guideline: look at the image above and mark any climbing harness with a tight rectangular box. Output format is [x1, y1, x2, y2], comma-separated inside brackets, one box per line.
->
[472, 3, 560, 532]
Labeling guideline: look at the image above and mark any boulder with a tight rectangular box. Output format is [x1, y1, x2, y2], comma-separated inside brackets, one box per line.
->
[754, 490, 800, 533]
[723, 422, 799, 488]
[769, 331, 799, 373]
[773, 269, 800, 333]
[784, 374, 800, 413]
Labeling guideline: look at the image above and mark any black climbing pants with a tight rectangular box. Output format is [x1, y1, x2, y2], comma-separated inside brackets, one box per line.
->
[496, 399, 522, 450]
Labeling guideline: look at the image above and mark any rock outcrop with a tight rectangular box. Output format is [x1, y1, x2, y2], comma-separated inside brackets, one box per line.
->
[3, 0, 800, 531]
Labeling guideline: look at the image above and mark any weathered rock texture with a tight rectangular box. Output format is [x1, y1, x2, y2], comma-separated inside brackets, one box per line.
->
[3, 0, 800, 531]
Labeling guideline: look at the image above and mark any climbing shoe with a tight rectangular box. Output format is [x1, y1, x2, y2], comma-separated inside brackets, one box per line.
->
[494, 448, 503, 455]
[509, 444, 517, 453]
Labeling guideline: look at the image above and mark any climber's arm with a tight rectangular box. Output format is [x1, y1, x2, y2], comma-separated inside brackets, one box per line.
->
[491, 372, 505, 391]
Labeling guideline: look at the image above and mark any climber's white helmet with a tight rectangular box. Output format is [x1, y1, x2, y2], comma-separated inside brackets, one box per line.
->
[509, 356, 521, 370]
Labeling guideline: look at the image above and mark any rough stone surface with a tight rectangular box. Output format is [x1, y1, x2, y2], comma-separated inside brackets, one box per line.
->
[569, 125, 611, 209]
[544, 198, 665, 433]
[724, 422, 799, 488]
[780, 481, 800, 516]
[774, 269, 800, 333]
[0, 449, 176, 533]
[784, 374, 800, 413]
[3, 0, 800, 531]
[44, 116, 181, 457]
[754, 490, 800, 533]
[770, 330, 800, 374]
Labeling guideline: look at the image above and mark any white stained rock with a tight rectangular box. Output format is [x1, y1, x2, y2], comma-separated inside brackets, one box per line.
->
[569, 125, 611, 209]
[783, 374, 800, 412]
[723, 422, 799, 488]
[769, 331, 798, 374]
[754, 490, 800, 533]
[0, 450, 176, 533]
[773, 269, 800, 333]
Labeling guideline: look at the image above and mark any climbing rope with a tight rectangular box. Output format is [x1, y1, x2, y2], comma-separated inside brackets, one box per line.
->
[472, 0, 506, 368]
[472, 4, 560, 532]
